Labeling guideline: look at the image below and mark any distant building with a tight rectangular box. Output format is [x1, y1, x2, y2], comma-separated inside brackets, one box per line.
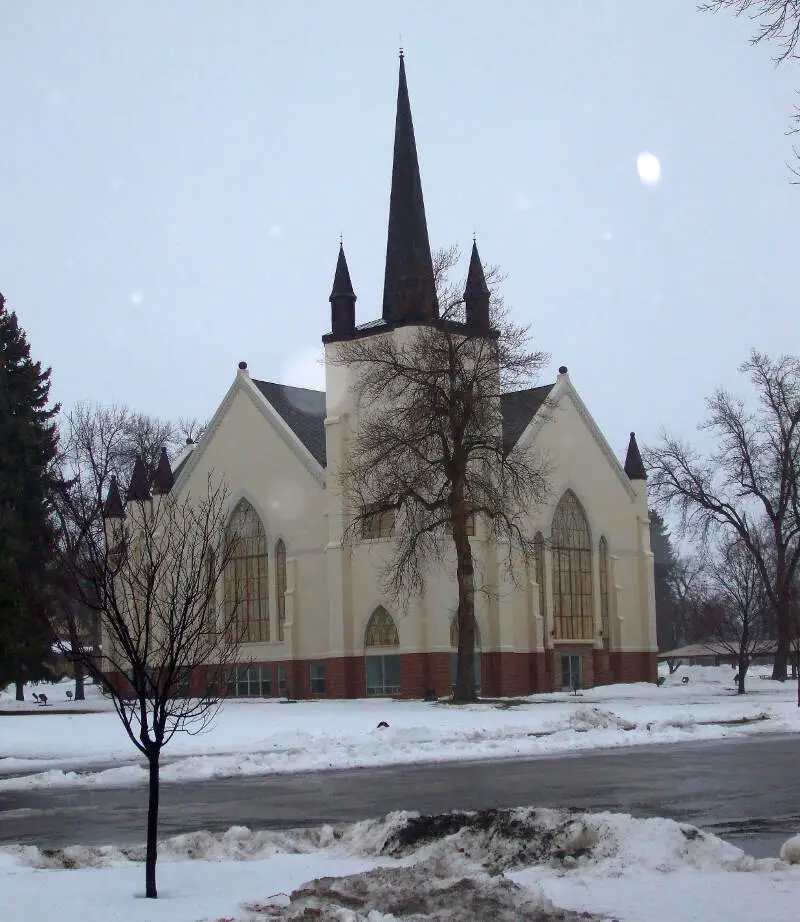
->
[104, 57, 657, 697]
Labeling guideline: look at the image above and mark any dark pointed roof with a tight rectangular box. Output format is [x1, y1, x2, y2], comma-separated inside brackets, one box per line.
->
[126, 455, 152, 502]
[253, 380, 327, 466]
[151, 447, 174, 495]
[103, 475, 125, 518]
[382, 54, 438, 325]
[624, 431, 647, 480]
[500, 385, 555, 455]
[464, 240, 490, 299]
[330, 243, 356, 301]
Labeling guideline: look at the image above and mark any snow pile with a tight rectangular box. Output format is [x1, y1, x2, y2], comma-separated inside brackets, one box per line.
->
[564, 706, 636, 732]
[780, 834, 800, 864]
[370, 807, 773, 876]
[255, 863, 595, 921]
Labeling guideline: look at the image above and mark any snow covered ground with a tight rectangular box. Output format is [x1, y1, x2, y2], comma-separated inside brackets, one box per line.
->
[1, 665, 798, 791]
[1, 807, 799, 921]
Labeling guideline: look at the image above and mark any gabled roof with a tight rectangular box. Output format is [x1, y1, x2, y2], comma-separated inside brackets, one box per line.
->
[246, 380, 554, 467]
[253, 380, 327, 466]
[500, 384, 555, 455]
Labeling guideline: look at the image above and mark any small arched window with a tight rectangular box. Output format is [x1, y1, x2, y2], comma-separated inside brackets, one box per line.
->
[551, 490, 593, 640]
[364, 606, 399, 647]
[225, 499, 269, 643]
[275, 539, 287, 642]
[599, 536, 610, 647]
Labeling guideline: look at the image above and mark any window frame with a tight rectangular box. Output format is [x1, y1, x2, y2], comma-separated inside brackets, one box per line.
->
[309, 663, 326, 695]
[551, 491, 594, 641]
[224, 499, 270, 643]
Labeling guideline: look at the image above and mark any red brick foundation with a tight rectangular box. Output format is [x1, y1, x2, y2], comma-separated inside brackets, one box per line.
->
[104, 650, 658, 700]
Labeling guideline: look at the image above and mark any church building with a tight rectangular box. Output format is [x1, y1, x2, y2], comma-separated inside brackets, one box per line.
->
[105, 56, 658, 698]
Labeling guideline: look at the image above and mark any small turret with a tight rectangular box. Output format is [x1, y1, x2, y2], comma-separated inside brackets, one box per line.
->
[624, 432, 647, 481]
[463, 240, 491, 333]
[151, 447, 174, 495]
[329, 243, 357, 339]
[103, 475, 125, 518]
[126, 455, 152, 502]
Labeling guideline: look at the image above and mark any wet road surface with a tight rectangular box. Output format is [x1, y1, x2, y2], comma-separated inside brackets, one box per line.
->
[1, 734, 798, 857]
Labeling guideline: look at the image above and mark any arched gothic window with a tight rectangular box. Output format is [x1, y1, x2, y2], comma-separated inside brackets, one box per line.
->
[275, 539, 287, 642]
[364, 606, 399, 647]
[533, 532, 546, 621]
[551, 491, 594, 640]
[364, 607, 400, 696]
[599, 536, 610, 648]
[225, 499, 269, 642]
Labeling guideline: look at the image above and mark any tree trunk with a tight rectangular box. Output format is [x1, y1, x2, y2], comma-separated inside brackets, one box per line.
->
[772, 634, 790, 681]
[771, 563, 790, 680]
[67, 616, 85, 701]
[145, 752, 160, 898]
[74, 662, 85, 701]
[451, 489, 476, 704]
[737, 654, 748, 695]
[15, 679, 24, 702]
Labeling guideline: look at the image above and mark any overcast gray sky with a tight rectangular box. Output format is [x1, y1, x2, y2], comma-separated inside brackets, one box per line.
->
[1, 1, 797, 459]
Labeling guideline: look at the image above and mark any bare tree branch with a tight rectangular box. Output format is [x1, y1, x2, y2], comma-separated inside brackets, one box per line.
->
[334, 246, 551, 702]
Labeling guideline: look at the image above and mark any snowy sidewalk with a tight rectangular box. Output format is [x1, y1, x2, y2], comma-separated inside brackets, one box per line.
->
[2, 665, 798, 791]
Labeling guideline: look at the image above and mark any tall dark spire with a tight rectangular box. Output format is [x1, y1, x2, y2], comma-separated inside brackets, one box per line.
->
[329, 243, 357, 338]
[463, 240, 491, 334]
[624, 432, 647, 481]
[382, 53, 439, 325]
[103, 475, 125, 518]
[151, 447, 174, 495]
[126, 455, 152, 502]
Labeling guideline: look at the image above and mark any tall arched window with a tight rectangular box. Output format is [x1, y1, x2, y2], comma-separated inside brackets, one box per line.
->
[275, 539, 287, 642]
[225, 499, 269, 642]
[364, 606, 400, 696]
[551, 491, 594, 640]
[533, 532, 546, 621]
[599, 536, 610, 648]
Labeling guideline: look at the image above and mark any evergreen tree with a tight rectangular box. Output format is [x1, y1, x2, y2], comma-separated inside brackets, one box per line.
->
[650, 510, 679, 650]
[0, 292, 60, 696]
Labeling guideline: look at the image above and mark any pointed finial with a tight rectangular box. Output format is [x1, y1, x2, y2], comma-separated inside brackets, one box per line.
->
[339, 232, 343, 247]
[624, 431, 647, 481]
[399, 35, 403, 58]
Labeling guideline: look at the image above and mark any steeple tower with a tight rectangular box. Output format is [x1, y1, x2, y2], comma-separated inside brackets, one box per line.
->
[382, 53, 438, 325]
[329, 242, 357, 339]
[463, 240, 491, 334]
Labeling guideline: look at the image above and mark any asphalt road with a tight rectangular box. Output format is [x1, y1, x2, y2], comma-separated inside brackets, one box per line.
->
[1, 734, 798, 857]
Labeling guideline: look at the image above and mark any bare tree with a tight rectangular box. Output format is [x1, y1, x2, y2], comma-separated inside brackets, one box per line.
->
[51, 405, 193, 700]
[667, 552, 709, 647]
[644, 351, 800, 679]
[701, 1, 800, 173]
[700, 1, 800, 62]
[57, 471, 242, 899]
[699, 535, 772, 693]
[335, 247, 550, 703]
